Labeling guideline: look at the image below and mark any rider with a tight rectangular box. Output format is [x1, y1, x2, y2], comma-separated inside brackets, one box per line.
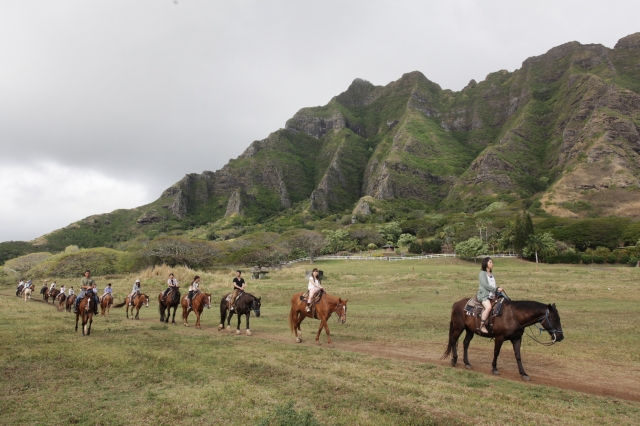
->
[58, 285, 66, 300]
[68, 286, 75, 297]
[478, 257, 503, 334]
[187, 276, 201, 310]
[306, 268, 324, 313]
[102, 283, 113, 301]
[162, 273, 179, 299]
[129, 279, 141, 306]
[74, 270, 100, 315]
[49, 280, 56, 292]
[230, 270, 245, 311]
[18, 278, 25, 292]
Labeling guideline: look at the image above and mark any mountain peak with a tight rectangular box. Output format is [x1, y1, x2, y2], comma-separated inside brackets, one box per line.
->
[615, 32, 640, 50]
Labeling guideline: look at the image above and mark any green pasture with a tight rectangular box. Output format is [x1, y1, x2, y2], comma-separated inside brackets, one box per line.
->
[1, 258, 639, 425]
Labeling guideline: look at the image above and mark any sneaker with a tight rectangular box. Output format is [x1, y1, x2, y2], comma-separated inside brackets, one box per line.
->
[305, 306, 311, 313]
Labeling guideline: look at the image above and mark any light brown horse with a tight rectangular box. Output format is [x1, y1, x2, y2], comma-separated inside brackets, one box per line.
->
[100, 294, 113, 316]
[113, 293, 149, 319]
[65, 294, 77, 313]
[75, 296, 95, 336]
[289, 291, 348, 346]
[57, 293, 67, 310]
[23, 287, 33, 302]
[181, 292, 212, 329]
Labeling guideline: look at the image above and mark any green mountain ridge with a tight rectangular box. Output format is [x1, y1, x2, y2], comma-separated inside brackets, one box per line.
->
[8, 33, 640, 255]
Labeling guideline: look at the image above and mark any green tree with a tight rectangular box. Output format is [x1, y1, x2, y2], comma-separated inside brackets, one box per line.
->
[377, 222, 402, 244]
[455, 237, 489, 262]
[321, 230, 353, 253]
[417, 228, 428, 242]
[523, 232, 555, 270]
[514, 211, 534, 252]
[397, 233, 417, 248]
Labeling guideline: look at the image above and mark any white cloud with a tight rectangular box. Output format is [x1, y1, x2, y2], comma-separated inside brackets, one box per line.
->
[0, 161, 152, 242]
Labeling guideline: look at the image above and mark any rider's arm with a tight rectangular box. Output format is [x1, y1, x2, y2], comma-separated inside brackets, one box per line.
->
[478, 272, 493, 292]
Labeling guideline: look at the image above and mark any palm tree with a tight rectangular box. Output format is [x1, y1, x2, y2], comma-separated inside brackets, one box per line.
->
[526, 234, 545, 271]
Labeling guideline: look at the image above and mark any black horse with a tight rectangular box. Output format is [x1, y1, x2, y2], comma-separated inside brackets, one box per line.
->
[443, 299, 564, 380]
[158, 288, 181, 324]
[218, 292, 261, 335]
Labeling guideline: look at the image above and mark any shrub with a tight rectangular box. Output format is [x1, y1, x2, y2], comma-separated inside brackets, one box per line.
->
[592, 255, 605, 264]
[408, 242, 422, 254]
[629, 256, 639, 267]
[607, 254, 617, 264]
[581, 254, 592, 264]
[619, 254, 630, 264]
[422, 239, 442, 254]
[546, 252, 582, 264]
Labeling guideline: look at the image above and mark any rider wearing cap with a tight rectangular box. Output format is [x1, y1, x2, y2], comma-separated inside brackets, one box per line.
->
[129, 279, 141, 306]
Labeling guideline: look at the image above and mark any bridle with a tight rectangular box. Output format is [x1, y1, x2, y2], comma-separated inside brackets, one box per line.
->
[512, 306, 563, 346]
[333, 303, 347, 323]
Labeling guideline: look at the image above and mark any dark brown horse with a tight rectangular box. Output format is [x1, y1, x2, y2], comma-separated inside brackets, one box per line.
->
[218, 292, 261, 335]
[113, 293, 149, 319]
[75, 296, 95, 336]
[289, 291, 348, 346]
[443, 299, 564, 380]
[158, 287, 181, 324]
[181, 292, 212, 329]
[65, 294, 77, 313]
[100, 294, 113, 316]
[45, 288, 59, 303]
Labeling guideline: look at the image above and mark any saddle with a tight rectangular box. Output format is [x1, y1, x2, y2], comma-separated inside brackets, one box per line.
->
[300, 290, 323, 305]
[226, 291, 244, 304]
[464, 296, 505, 332]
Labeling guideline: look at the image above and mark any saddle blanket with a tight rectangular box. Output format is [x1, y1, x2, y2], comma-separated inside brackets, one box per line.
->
[226, 292, 244, 303]
[300, 290, 323, 305]
[464, 297, 505, 317]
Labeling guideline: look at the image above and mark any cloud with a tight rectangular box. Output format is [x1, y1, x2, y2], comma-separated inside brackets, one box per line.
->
[0, 161, 152, 242]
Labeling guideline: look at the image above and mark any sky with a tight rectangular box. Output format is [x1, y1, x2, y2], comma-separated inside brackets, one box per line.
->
[1, 0, 639, 242]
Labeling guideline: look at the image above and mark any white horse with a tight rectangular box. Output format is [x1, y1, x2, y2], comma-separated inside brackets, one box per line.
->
[23, 287, 33, 302]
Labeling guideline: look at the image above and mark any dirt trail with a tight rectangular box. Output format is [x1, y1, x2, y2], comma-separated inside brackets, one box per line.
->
[6, 291, 640, 403]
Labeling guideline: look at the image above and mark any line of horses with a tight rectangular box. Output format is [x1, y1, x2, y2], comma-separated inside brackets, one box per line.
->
[20, 280, 564, 381]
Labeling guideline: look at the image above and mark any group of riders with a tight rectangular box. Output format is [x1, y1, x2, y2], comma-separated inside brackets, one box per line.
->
[17, 268, 251, 315]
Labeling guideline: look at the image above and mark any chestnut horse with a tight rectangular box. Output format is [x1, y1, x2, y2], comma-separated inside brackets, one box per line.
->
[218, 292, 261, 335]
[45, 288, 59, 304]
[289, 291, 348, 345]
[443, 299, 564, 380]
[181, 292, 212, 329]
[57, 293, 67, 310]
[65, 294, 77, 312]
[158, 288, 181, 324]
[75, 296, 95, 336]
[100, 294, 113, 316]
[113, 293, 149, 319]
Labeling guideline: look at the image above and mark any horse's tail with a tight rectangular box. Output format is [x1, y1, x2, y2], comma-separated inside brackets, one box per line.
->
[220, 299, 227, 325]
[113, 299, 127, 308]
[289, 300, 297, 335]
[441, 319, 456, 360]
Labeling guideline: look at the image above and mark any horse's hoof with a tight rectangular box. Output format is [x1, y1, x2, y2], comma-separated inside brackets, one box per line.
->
[327, 344, 334, 348]
[295, 338, 301, 343]
[465, 364, 472, 370]
[451, 360, 457, 367]
[236, 330, 240, 335]
[492, 370, 500, 376]
[217, 326, 223, 331]
[522, 375, 530, 381]
[246, 330, 251, 336]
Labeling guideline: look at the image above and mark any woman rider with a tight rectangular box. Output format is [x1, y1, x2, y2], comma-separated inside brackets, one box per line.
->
[306, 268, 324, 313]
[478, 257, 503, 334]
[187, 276, 200, 310]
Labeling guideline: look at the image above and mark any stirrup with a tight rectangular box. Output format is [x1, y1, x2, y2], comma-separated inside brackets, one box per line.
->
[479, 320, 489, 333]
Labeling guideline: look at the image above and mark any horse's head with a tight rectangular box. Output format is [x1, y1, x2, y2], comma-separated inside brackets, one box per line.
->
[545, 303, 564, 342]
[143, 294, 149, 307]
[251, 297, 261, 317]
[335, 298, 348, 324]
[205, 293, 212, 309]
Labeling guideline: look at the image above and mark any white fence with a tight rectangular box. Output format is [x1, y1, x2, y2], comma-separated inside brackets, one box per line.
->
[284, 253, 520, 265]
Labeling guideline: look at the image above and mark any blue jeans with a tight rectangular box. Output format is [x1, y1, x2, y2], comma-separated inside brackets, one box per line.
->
[75, 290, 99, 311]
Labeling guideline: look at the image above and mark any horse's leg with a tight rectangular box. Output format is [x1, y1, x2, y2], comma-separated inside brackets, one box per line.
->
[315, 319, 325, 344]
[295, 311, 304, 343]
[236, 311, 241, 335]
[323, 318, 333, 345]
[491, 336, 505, 375]
[196, 311, 201, 329]
[135, 306, 140, 320]
[227, 311, 234, 332]
[449, 319, 465, 367]
[462, 329, 474, 369]
[75, 313, 79, 332]
[171, 305, 177, 324]
[245, 312, 251, 336]
[87, 317, 92, 335]
[512, 338, 530, 381]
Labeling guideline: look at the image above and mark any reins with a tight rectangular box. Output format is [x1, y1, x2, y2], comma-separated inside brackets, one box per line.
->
[509, 303, 561, 346]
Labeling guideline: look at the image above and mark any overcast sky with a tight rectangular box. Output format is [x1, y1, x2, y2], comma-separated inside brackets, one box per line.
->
[1, 0, 638, 242]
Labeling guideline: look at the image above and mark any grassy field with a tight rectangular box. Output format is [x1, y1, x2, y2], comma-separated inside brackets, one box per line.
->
[1, 258, 640, 425]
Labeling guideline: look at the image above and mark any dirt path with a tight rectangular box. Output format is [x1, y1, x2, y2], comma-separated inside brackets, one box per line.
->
[6, 291, 640, 403]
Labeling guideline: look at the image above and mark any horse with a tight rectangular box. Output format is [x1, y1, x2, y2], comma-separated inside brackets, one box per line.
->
[443, 299, 564, 381]
[66, 294, 77, 313]
[113, 293, 149, 319]
[45, 288, 59, 304]
[57, 293, 67, 310]
[40, 285, 47, 299]
[180, 292, 212, 329]
[100, 294, 113, 316]
[158, 287, 181, 324]
[289, 291, 348, 346]
[16, 284, 25, 297]
[23, 286, 32, 302]
[75, 296, 95, 336]
[218, 292, 261, 335]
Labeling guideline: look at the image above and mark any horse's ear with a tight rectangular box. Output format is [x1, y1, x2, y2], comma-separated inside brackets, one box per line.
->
[338, 298, 343, 303]
[258, 297, 261, 301]
[552, 303, 556, 309]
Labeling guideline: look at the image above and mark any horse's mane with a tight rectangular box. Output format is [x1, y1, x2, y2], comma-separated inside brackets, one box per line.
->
[509, 300, 548, 312]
